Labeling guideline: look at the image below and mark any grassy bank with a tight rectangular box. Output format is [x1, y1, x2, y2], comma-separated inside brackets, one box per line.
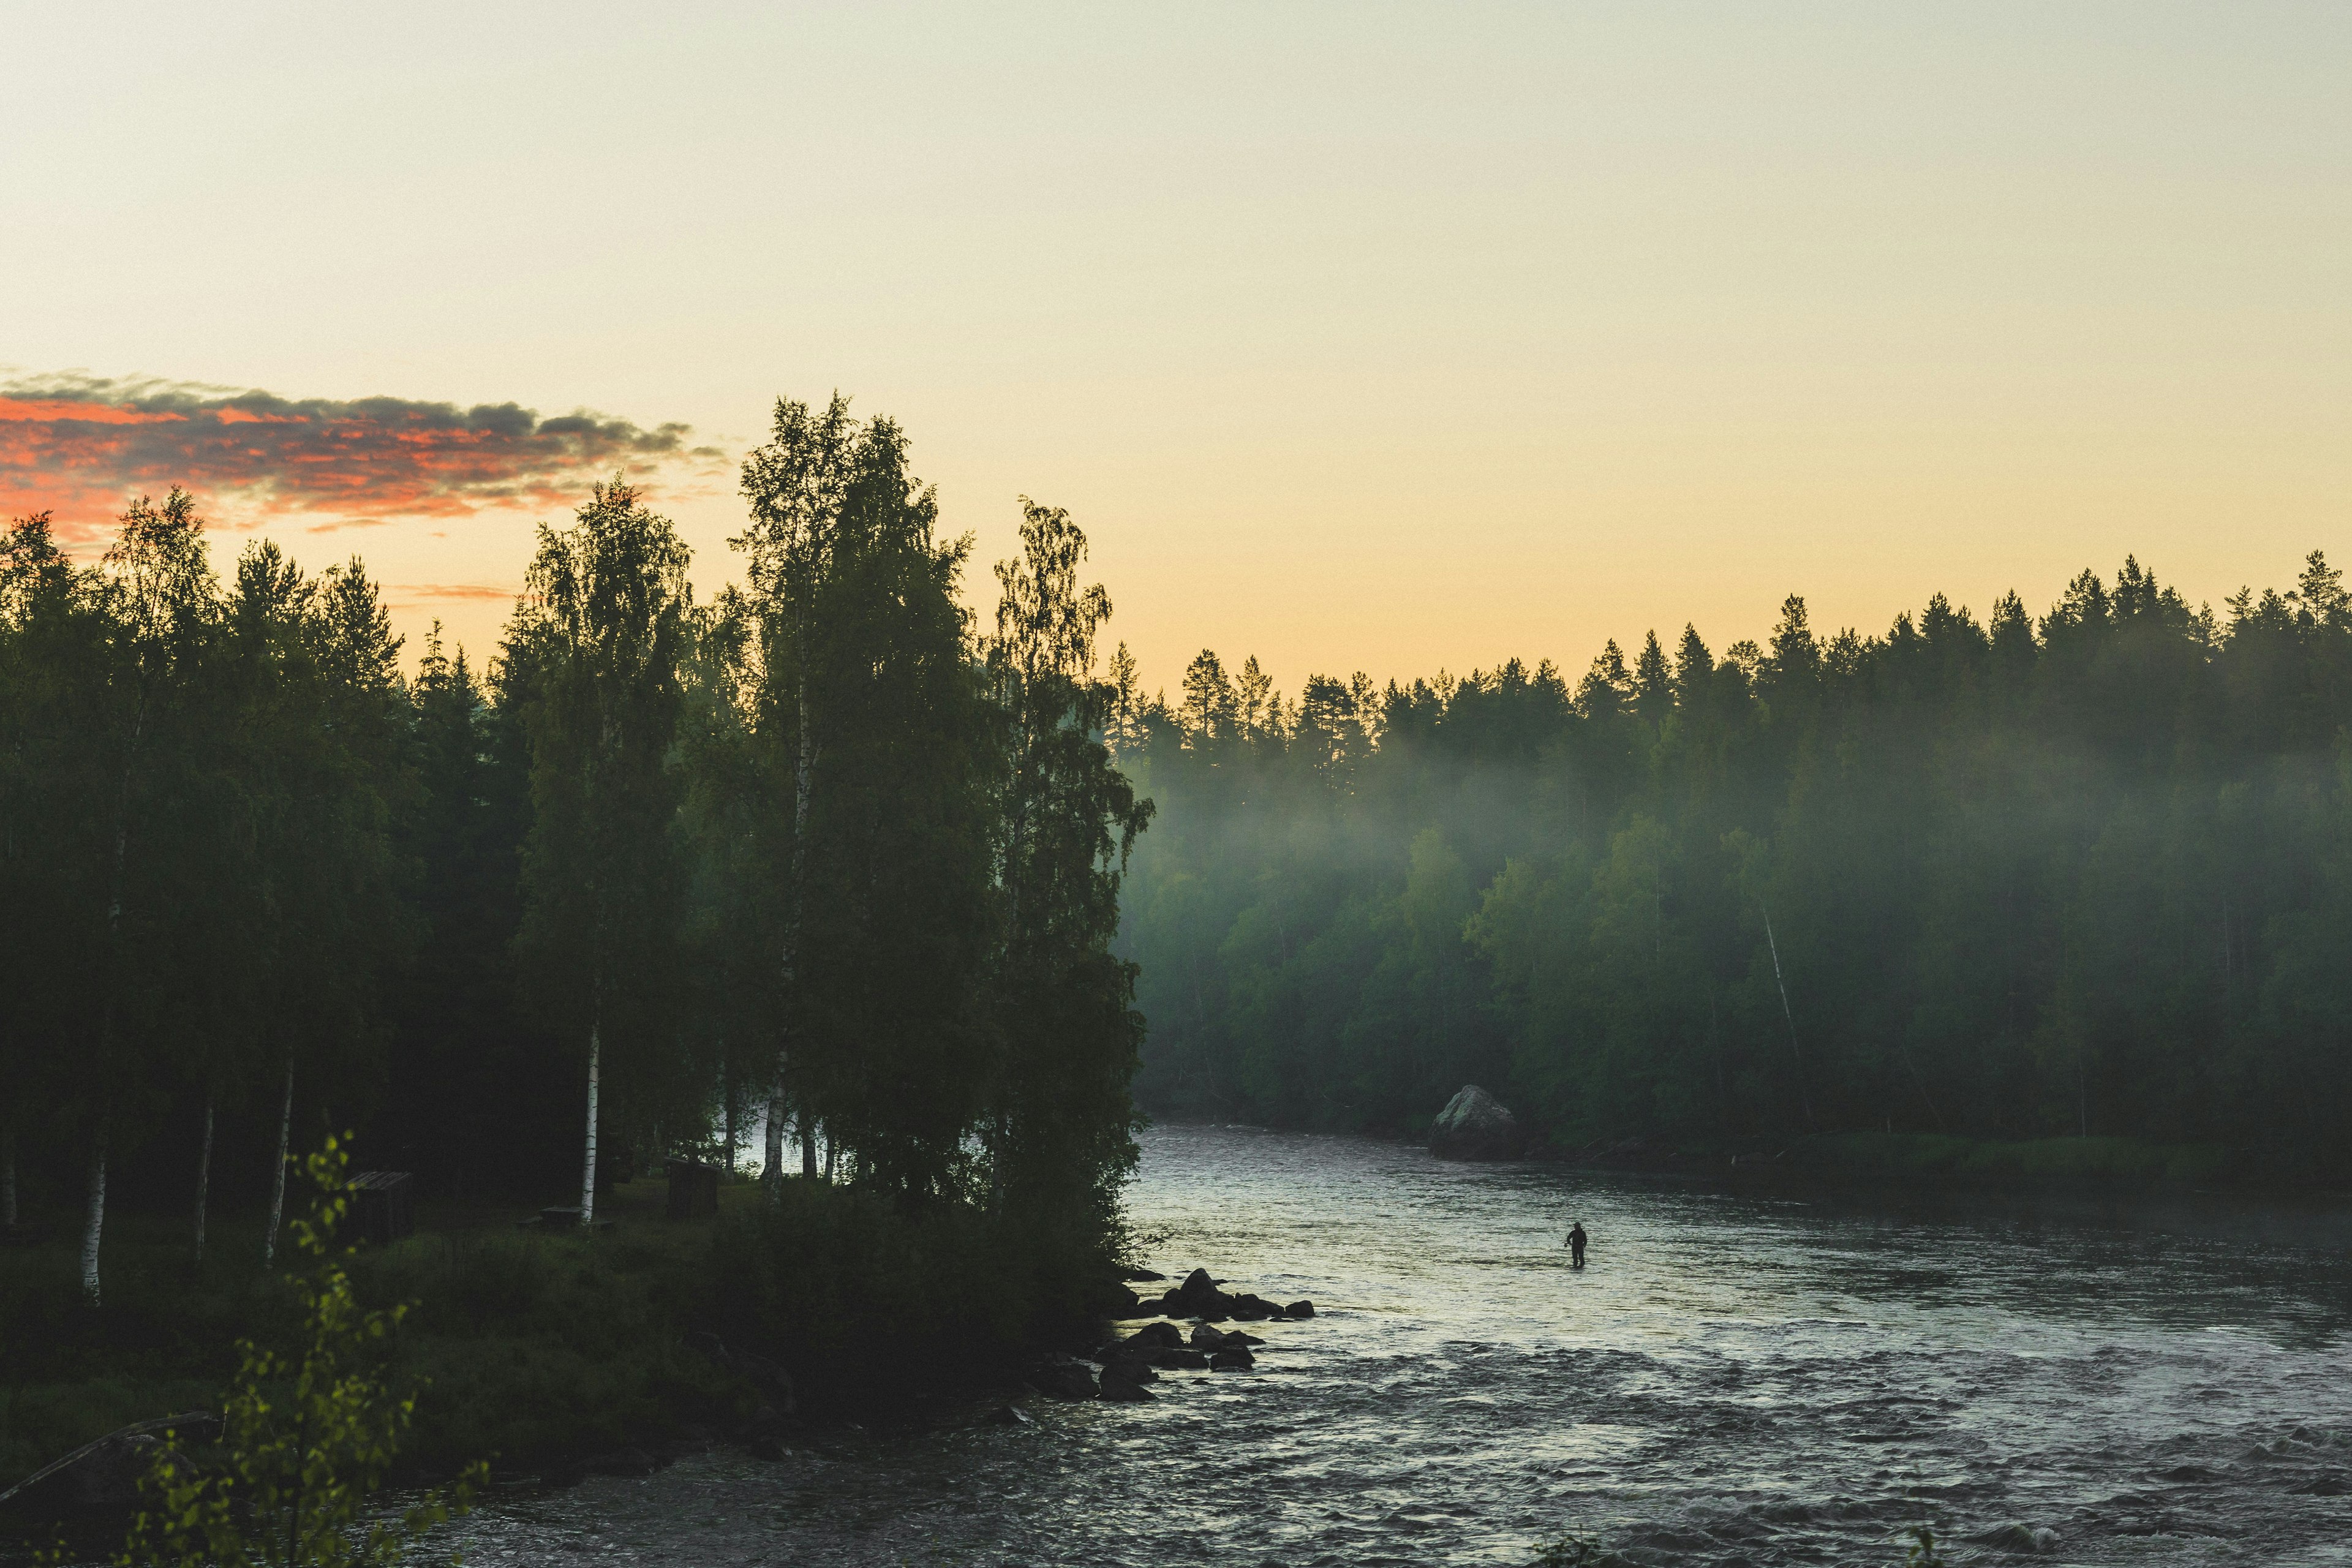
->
[2, 1172, 1124, 1506]
[1773, 1131, 2235, 1191]
[1519, 1123, 2258, 1196]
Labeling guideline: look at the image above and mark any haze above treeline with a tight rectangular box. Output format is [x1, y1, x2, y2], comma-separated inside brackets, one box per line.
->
[1117, 551, 2352, 1181]
[8, 393, 2352, 1291]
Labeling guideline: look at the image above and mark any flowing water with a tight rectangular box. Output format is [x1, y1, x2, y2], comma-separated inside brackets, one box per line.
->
[445, 1123, 2352, 1566]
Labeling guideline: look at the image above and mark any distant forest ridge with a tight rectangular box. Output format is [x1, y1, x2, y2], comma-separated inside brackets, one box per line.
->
[1114, 552, 2352, 1180]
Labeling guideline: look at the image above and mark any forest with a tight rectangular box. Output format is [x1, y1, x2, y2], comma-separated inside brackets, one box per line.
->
[0, 394, 1150, 1306]
[10, 401, 2351, 1324]
[1118, 554, 2352, 1182]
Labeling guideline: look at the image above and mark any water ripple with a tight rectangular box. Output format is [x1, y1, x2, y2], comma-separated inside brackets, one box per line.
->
[442, 1124, 2352, 1566]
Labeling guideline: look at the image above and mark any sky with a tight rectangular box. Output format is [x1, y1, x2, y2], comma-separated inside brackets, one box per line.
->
[5, 2, 2347, 697]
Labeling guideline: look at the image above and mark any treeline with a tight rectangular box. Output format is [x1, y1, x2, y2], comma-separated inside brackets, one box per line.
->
[0, 395, 1150, 1301]
[1118, 554, 2352, 1180]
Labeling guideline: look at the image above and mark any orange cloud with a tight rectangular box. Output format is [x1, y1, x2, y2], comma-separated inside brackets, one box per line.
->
[384, 582, 519, 604]
[0, 372, 724, 545]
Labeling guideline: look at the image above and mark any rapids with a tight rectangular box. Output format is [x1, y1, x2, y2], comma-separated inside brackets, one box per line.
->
[441, 1122, 2352, 1565]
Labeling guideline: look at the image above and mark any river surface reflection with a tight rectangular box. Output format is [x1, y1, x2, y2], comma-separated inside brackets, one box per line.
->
[444, 1123, 2352, 1566]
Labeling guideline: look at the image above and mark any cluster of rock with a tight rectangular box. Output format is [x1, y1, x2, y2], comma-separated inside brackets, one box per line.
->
[1023, 1268, 1316, 1405]
[1133, 1265, 1314, 1324]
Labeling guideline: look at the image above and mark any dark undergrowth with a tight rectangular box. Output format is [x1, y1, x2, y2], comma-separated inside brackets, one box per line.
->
[702, 1180, 1129, 1412]
[1, 1172, 1125, 1509]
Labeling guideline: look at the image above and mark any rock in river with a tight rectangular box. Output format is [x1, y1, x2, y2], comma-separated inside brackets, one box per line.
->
[1027, 1360, 1099, 1401]
[1098, 1365, 1155, 1402]
[1428, 1084, 1525, 1161]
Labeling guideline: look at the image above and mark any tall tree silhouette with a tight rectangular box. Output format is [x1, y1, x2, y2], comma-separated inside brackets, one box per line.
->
[513, 480, 692, 1224]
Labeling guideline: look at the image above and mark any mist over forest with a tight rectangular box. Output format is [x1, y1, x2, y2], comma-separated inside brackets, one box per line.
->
[1116, 553, 2352, 1180]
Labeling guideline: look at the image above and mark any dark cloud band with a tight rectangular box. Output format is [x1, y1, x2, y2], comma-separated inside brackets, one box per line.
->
[0, 371, 719, 542]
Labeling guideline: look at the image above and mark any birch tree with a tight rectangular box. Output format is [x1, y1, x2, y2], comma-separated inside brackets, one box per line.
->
[83, 492, 217, 1301]
[0, 514, 111, 1238]
[982, 500, 1153, 1226]
[736, 398, 995, 1202]
[677, 590, 781, 1182]
[513, 480, 690, 1223]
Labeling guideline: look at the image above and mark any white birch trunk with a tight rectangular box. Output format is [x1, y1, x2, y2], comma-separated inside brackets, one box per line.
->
[782, 675, 816, 1188]
[263, 1059, 294, 1265]
[762, 1065, 786, 1197]
[579, 1019, 601, 1224]
[80, 1127, 107, 1303]
[83, 690, 145, 1302]
[193, 1092, 216, 1264]
[720, 1046, 734, 1176]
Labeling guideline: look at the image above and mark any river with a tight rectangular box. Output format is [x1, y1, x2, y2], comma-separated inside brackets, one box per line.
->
[442, 1123, 2352, 1566]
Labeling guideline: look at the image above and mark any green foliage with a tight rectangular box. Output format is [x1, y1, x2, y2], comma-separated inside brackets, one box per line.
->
[510, 478, 693, 1150]
[1529, 1531, 1603, 1567]
[981, 499, 1154, 1227]
[1125, 552, 2352, 1179]
[1900, 1522, 1948, 1566]
[5, 398, 1150, 1449]
[734, 396, 1000, 1199]
[116, 1136, 483, 1568]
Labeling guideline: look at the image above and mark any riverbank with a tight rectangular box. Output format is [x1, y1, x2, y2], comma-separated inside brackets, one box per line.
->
[1512, 1126, 2352, 1251]
[1516, 1124, 2345, 1194]
[1, 1172, 1128, 1537]
[422, 1123, 2352, 1567]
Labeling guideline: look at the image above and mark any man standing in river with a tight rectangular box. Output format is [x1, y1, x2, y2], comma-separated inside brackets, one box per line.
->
[1566, 1221, 1588, 1268]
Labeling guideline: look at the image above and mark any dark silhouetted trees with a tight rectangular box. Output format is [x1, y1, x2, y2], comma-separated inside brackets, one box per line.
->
[2, 398, 1155, 1292]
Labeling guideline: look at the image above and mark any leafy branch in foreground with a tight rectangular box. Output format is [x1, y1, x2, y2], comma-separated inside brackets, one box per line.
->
[116, 1135, 484, 1568]
[1900, 1521, 1950, 1566]
[1529, 1518, 1954, 1564]
[1531, 1530, 1602, 1566]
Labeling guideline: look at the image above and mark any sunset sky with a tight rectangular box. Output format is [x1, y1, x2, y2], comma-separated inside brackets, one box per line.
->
[6, 3, 2346, 696]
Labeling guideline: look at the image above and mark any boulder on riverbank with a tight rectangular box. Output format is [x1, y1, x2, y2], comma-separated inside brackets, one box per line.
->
[1430, 1085, 1525, 1161]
